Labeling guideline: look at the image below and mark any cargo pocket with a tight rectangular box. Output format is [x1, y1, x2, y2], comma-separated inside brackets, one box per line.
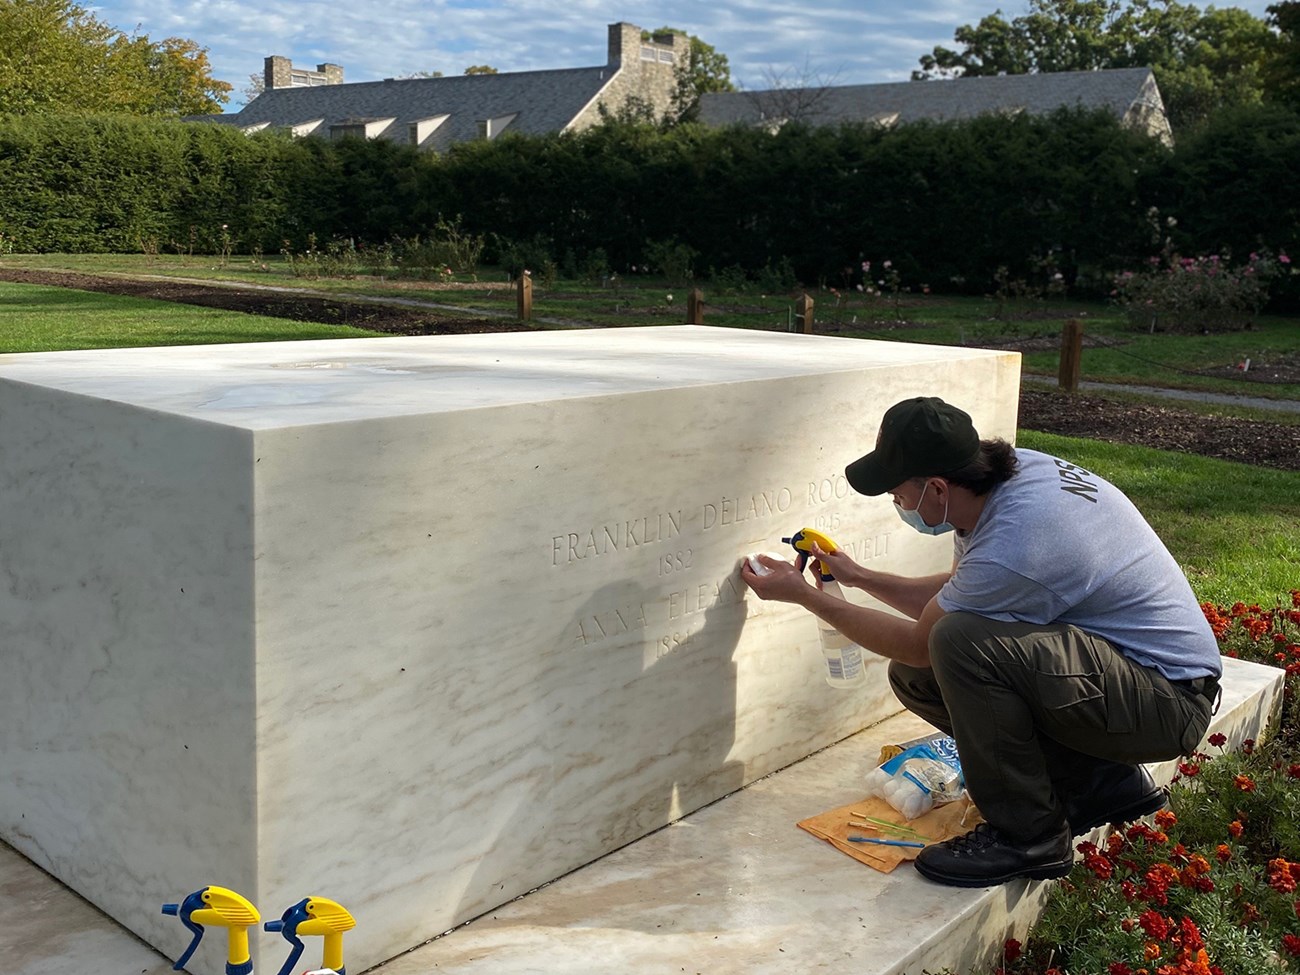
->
[1035, 669, 1131, 734]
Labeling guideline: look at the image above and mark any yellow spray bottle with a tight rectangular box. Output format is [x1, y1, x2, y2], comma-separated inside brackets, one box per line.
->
[265, 896, 356, 975]
[783, 527, 867, 689]
[161, 885, 261, 975]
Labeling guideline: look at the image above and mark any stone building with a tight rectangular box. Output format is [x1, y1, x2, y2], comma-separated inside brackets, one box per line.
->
[699, 67, 1174, 146]
[188, 23, 681, 152]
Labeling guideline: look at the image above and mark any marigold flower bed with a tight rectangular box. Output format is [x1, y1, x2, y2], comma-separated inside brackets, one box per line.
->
[996, 592, 1300, 975]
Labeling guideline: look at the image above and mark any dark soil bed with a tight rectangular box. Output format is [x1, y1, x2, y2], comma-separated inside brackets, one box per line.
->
[1018, 388, 1300, 472]
[5, 268, 1298, 473]
[0, 268, 518, 335]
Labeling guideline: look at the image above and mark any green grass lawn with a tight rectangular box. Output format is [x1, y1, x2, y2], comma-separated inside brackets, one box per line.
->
[0, 281, 380, 352]
[5, 251, 1298, 400]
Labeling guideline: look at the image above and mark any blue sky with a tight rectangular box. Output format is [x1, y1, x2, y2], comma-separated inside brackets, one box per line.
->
[86, 0, 1282, 112]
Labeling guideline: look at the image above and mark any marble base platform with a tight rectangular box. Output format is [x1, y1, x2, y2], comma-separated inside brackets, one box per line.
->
[367, 655, 1286, 975]
[0, 327, 1019, 975]
[6, 656, 1281, 975]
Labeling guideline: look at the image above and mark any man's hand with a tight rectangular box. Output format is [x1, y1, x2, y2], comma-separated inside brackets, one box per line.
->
[806, 541, 867, 589]
[739, 554, 815, 604]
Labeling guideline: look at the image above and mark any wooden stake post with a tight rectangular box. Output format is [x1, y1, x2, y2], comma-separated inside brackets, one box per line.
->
[516, 274, 532, 322]
[687, 288, 704, 325]
[1058, 318, 1084, 392]
[794, 293, 814, 333]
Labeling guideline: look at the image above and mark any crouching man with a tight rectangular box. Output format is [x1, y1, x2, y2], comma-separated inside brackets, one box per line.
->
[741, 396, 1221, 887]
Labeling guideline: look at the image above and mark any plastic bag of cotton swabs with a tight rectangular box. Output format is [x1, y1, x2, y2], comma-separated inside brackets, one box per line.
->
[863, 741, 964, 821]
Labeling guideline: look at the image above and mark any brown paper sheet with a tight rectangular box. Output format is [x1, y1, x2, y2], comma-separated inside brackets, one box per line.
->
[797, 795, 982, 873]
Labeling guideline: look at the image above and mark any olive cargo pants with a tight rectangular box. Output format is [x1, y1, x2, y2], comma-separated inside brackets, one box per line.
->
[889, 612, 1216, 840]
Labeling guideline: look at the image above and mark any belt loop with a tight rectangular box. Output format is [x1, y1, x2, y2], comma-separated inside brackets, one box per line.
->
[1211, 682, 1222, 717]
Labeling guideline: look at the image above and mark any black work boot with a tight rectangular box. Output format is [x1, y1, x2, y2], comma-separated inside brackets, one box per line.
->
[914, 822, 1073, 888]
[1062, 764, 1167, 836]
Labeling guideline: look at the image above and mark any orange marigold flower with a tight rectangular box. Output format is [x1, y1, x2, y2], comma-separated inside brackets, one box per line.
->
[1269, 859, 1298, 894]
[1155, 809, 1178, 829]
[1146, 941, 1163, 960]
[1228, 820, 1244, 838]
[1216, 844, 1232, 863]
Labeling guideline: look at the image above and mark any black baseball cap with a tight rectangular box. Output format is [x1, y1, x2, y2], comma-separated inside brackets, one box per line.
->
[845, 397, 981, 496]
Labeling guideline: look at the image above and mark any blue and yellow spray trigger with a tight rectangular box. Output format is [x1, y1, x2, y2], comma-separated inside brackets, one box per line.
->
[782, 528, 840, 581]
[161, 885, 260, 975]
[265, 896, 356, 975]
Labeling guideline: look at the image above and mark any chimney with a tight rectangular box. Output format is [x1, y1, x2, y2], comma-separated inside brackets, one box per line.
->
[318, 63, 344, 85]
[264, 55, 291, 90]
[606, 22, 642, 65]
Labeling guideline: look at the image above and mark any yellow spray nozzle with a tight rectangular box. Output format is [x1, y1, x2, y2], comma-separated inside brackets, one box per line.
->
[266, 895, 356, 975]
[162, 885, 259, 975]
[782, 528, 840, 580]
[299, 896, 356, 936]
[192, 885, 260, 929]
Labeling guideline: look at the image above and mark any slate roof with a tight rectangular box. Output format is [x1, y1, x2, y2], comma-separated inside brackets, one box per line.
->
[698, 67, 1162, 128]
[191, 65, 616, 151]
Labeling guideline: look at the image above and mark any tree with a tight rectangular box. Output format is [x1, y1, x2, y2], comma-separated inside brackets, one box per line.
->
[463, 65, 498, 75]
[1266, 2, 1300, 106]
[914, 0, 1277, 129]
[647, 27, 735, 122]
[0, 0, 231, 115]
[746, 59, 842, 127]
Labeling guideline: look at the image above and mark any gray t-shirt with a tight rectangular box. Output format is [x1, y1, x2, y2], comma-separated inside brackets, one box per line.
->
[935, 448, 1221, 680]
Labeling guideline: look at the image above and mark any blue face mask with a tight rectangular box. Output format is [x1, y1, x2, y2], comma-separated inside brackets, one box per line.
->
[893, 481, 954, 536]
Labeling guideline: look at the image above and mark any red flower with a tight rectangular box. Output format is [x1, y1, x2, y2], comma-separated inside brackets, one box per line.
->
[1288, 765, 1300, 779]
[1086, 852, 1114, 880]
[1179, 917, 1205, 952]
[1234, 774, 1257, 792]
[1207, 732, 1227, 748]
[1243, 738, 1256, 754]
[1140, 909, 1172, 940]
[1003, 938, 1022, 963]
[1110, 964, 1135, 975]
[1283, 933, 1300, 957]
[1216, 844, 1232, 863]
[1178, 762, 1201, 777]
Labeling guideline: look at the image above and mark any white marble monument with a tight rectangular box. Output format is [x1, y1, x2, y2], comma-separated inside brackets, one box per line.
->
[0, 326, 1019, 975]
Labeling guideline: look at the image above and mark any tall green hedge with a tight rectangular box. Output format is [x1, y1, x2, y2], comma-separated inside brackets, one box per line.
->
[1, 107, 1296, 296]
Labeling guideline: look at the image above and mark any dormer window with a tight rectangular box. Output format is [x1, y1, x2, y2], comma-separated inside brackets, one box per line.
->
[409, 114, 450, 146]
[476, 113, 518, 139]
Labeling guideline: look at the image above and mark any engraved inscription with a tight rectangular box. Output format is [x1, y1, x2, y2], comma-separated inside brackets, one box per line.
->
[807, 474, 851, 506]
[701, 488, 793, 531]
[842, 532, 892, 562]
[552, 509, 682, 566]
